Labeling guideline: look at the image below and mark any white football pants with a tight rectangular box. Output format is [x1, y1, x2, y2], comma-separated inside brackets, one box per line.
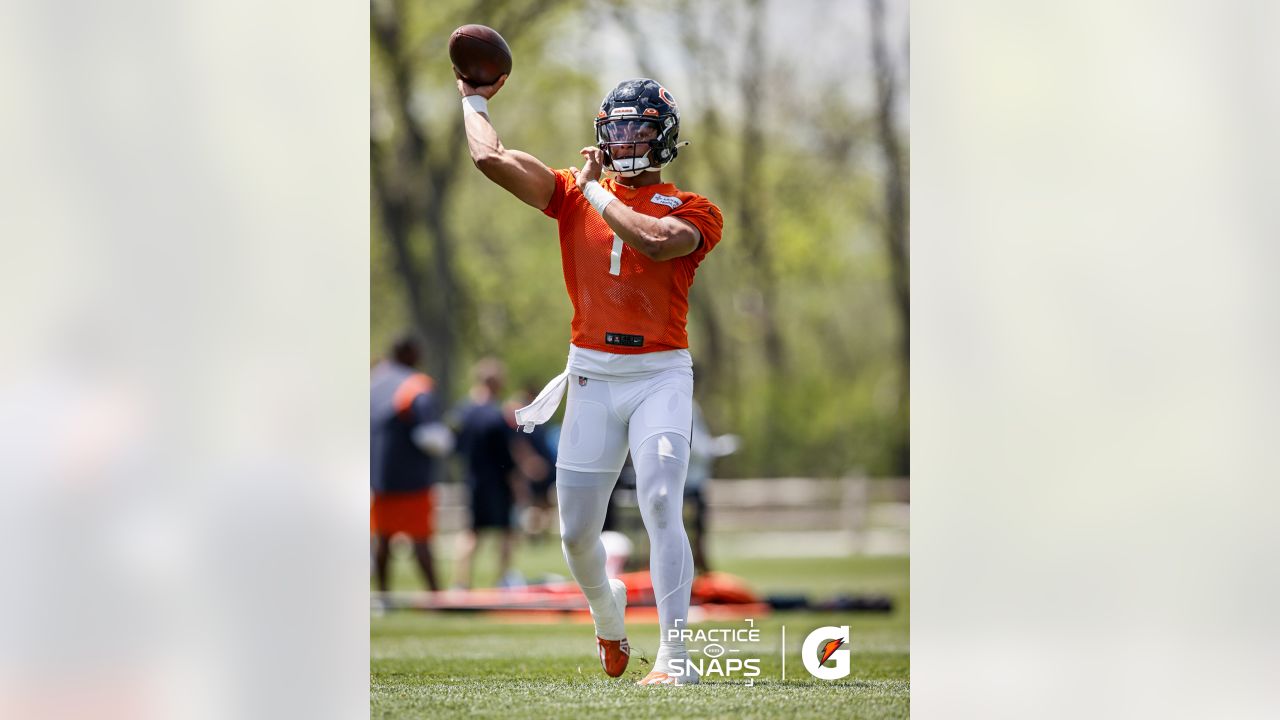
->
[556, 368, 694, 654]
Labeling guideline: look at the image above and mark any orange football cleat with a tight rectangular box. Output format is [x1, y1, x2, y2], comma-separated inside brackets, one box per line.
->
[596, 637, 630, 677]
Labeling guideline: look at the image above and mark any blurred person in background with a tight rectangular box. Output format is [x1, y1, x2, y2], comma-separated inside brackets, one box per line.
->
[451, 358, 548, 589]
[370, 334, 452, 593]
[508, 387, 558, 544]
[685, 390, 739, 575]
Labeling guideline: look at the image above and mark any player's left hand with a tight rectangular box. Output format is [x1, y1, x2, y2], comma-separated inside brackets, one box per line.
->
[572, 146, 605, 190]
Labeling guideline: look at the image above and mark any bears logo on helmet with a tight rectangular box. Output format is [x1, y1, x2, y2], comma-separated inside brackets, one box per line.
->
[594, 79, 683, 177]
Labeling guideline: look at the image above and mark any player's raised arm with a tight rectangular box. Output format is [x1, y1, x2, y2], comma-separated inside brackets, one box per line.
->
[457, 74, 556, 210]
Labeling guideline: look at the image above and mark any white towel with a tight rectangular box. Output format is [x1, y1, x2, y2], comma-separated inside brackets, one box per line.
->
[513, 369, 570, 433]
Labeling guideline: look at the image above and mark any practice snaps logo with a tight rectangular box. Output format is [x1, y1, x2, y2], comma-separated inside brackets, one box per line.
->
[667, 618, 764, 685]
[801, 625, 851, 680]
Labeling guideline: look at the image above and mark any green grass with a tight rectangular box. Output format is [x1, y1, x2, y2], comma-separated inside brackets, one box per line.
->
[372, 549, 909, 719]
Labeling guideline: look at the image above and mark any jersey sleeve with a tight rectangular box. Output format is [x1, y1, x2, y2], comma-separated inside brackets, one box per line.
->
[393, 372, 435, 421]
[541, 168, 579, 219]
[670, 195, 724, 267]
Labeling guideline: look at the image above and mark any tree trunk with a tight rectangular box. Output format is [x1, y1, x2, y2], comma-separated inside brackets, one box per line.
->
[739, 0, 786, 375]
[869, 0, 910, 475]
[372, 149, 432, 356]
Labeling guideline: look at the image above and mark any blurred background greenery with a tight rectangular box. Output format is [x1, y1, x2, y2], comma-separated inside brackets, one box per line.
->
[371, 0, 909, 478]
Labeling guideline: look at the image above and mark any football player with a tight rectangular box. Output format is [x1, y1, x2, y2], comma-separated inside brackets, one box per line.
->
[457, 73, 723, 686]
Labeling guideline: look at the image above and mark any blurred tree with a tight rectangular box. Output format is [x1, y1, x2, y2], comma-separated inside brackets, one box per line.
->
[371, 0, 571, 393]
[869, 0, 910, 474]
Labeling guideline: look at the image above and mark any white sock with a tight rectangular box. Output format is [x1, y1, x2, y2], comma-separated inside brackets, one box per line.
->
[654, 640, 689, 670]
[579, 579, 625, 640]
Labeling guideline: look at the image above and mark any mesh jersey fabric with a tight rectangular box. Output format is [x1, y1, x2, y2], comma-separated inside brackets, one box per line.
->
[542, 169, 724, 354]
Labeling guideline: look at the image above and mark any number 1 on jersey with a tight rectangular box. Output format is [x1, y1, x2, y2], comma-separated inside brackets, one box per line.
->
[609, 234, 623, 276]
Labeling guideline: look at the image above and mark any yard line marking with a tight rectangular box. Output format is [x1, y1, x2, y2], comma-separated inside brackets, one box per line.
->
[781, 625, 786, 681]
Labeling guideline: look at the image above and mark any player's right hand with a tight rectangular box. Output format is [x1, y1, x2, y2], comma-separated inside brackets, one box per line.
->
[455, 71, 508, 100]
[572, 146, 605, 190]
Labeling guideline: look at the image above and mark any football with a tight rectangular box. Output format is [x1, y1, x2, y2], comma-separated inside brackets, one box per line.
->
[449, 24, 513, 87]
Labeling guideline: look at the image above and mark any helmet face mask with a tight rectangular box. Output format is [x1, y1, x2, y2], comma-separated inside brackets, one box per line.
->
[595, 79, 681, 177]
[597, 119, 661, 176]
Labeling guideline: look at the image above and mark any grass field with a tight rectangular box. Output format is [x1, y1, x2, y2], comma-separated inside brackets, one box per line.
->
[372, 538, 909, 719]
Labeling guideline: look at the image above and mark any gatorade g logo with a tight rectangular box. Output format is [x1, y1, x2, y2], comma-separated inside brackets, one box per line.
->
[801, 625, 851, 680]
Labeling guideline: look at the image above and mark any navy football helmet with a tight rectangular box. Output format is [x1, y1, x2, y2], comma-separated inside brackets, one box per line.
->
[594, 79, 682, 177]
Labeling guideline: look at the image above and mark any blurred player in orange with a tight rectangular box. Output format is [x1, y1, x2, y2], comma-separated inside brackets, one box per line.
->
[370, 335, 452, 594]
[458, 74, 723, 685]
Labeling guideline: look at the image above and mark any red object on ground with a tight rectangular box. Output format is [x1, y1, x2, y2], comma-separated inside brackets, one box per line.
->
[605, 570, 762, 606]
[375, 570, 770, 622]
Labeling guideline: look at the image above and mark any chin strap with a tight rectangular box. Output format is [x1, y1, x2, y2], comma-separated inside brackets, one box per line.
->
[608, 140, 689, 177]
[610, 157, 654, 177]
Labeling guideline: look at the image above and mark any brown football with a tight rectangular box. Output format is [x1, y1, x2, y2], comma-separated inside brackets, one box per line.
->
[449, 24, 513, 87]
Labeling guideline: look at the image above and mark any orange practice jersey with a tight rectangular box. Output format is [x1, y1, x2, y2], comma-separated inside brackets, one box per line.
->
[542, 169, 724, 354]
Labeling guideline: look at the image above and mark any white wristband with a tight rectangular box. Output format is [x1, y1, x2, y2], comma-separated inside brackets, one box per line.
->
[582, 180, 617, 215]
[462, 95, 488, 115]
